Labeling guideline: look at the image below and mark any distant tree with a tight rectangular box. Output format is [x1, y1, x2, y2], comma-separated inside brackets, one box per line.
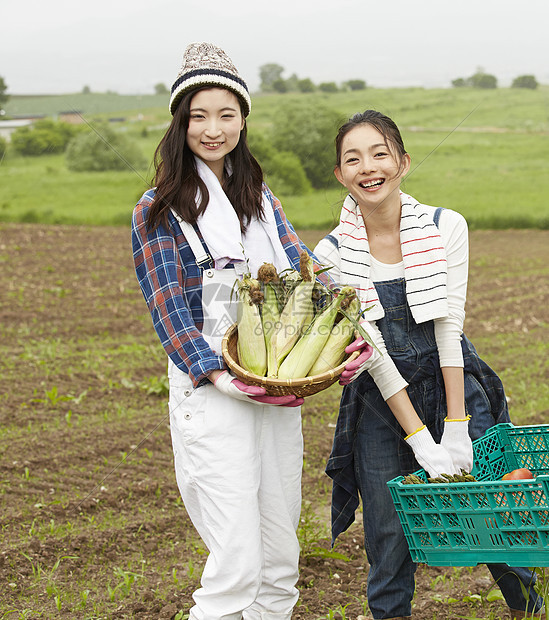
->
[272, 78, 288, 93]
[267, 151, 312, 195]
[285, 73, 300, 92]
[345, 79, 367, 91]
[512, 74, 538, 89]
[0, 136, 7, 158]
[469, 71, 497, 89]
[452, 70, 498, 89]
[318, 82, 338, 93]
[154, 82, 169, 95]
[297, 78, 315, 93]
[259, 63, 284, 91]
[271, 102, 341, 188]
[247, 130, 311, 195]
[451, 77, 467, 88]
[65, 123, 146, 172]
[12, 119, 77, 156]
[0, 76, 9, 109]
[82, 85, 91, 94]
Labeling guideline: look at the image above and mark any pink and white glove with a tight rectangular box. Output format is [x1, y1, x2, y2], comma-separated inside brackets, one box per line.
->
[339, 338, 375, 385]
[213, 371, 303, 407]
[440, 416, 474, 473]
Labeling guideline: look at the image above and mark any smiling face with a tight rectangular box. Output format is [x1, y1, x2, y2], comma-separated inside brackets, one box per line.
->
[186, 87, 245, 181]
[334, 123, 410, 215]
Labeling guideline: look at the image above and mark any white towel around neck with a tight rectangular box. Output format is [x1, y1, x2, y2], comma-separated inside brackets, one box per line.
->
[338, 192, 448, 323]
[193, 156, 291, 277]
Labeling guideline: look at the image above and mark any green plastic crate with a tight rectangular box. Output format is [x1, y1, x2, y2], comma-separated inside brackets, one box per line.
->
[387, 423, 549, 566]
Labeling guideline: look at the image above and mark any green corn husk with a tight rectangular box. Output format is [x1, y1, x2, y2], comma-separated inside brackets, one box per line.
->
[277, 286, 356, 380]
[236, 275, 267, 376]
[257, 263, 281, 377]
[273, 252, 315, 369]
[308, 296, 361, 376]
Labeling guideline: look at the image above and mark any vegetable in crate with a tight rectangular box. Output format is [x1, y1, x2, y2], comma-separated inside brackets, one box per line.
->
[278, 286, 357, 380]
[502, 468, 534, 480]
[272, 252, 315, 369]
[236, 275, 267, 376]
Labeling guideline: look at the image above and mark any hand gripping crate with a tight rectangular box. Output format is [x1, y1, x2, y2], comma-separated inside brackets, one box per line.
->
[387, 423, 549, 566]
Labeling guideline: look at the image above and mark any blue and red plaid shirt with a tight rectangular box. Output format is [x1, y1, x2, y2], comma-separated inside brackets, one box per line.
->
[132, 184, 329, 387]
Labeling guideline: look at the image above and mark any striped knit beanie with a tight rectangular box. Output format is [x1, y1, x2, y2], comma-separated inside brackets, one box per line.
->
[169, 42, 251, 117]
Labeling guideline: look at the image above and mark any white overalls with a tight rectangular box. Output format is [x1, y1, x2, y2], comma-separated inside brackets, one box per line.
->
[167, 218, 303, 620]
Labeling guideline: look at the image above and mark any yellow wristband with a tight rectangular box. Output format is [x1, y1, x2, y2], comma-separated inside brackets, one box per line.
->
[404, 424, 426, 440]
[444, 415, 471, 423]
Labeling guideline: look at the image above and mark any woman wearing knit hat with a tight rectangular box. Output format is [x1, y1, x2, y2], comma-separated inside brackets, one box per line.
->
[132, 42, 330, 619]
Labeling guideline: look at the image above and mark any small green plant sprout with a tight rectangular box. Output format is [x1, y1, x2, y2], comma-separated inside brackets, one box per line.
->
[31, 386, 87, 407]
[186, 558, 196, 578]
[80, 588, 90, 608]
[21, 552, 44, 580]
[484, 588, 505, 603]
[325, 603, 350, 619]
[297, 502, 350, 561]
[45, 386, 72, 406]
[533, 567, 549, 608]
[141, 374, 169, 396]
[107, 567, 142, 601]
[2, 611, 36, 619]
[430, 573, 448, 588]
[20, 553, 77, 602]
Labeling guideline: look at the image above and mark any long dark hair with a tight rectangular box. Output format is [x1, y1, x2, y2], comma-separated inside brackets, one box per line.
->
[335, 109, 408, 174]
[146, 87, 264, 233]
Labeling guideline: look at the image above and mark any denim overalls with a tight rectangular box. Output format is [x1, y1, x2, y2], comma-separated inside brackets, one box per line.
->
[326, 217, 542, 619]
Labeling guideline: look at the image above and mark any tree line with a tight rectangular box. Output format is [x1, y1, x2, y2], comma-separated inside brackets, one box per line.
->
[451, 69, 539, 90]
[0, 67, 542, 188]
[258, 63, 366, 94]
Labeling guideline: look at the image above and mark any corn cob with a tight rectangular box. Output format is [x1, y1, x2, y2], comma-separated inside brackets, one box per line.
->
[277, 286, 356, 380]
[273, 252, 315, 369]
[257, 263, 281, 377]
[307, 295, 361, 376]
[236, 275, 267, 376]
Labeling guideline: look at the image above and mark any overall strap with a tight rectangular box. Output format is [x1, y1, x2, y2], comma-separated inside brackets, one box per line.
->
[170, 209, 213, 269]
[433, 207, 444, 228]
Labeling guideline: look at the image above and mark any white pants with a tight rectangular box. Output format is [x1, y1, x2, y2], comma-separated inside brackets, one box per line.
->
[168, 370, 303, 620]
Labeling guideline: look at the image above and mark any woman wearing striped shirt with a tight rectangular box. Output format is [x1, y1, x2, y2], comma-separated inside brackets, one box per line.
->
[314, 110, 542, 620]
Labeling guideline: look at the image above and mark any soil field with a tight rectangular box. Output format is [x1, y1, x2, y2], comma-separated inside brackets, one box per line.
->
[0, 223, 548, 619]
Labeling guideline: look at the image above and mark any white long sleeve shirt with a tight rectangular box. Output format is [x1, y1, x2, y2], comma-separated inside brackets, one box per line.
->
[314, 206, 469, 400]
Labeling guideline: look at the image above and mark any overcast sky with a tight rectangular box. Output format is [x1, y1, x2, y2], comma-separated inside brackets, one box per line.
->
[3, 0, 548, 95]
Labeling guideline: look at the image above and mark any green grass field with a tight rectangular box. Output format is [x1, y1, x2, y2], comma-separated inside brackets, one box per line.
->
[2, 87, 549, 228]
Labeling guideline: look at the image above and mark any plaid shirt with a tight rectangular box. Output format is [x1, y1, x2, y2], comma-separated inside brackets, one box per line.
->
[132, 184, 329, 387]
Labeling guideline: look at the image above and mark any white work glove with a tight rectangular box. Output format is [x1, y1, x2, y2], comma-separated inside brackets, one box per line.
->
[213, 371, 303, 408]
[440, 416, 474, 473]
[405, 426, 458, 478]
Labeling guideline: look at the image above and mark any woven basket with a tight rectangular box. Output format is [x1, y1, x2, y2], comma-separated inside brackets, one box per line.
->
[221, 323, 359, 397]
